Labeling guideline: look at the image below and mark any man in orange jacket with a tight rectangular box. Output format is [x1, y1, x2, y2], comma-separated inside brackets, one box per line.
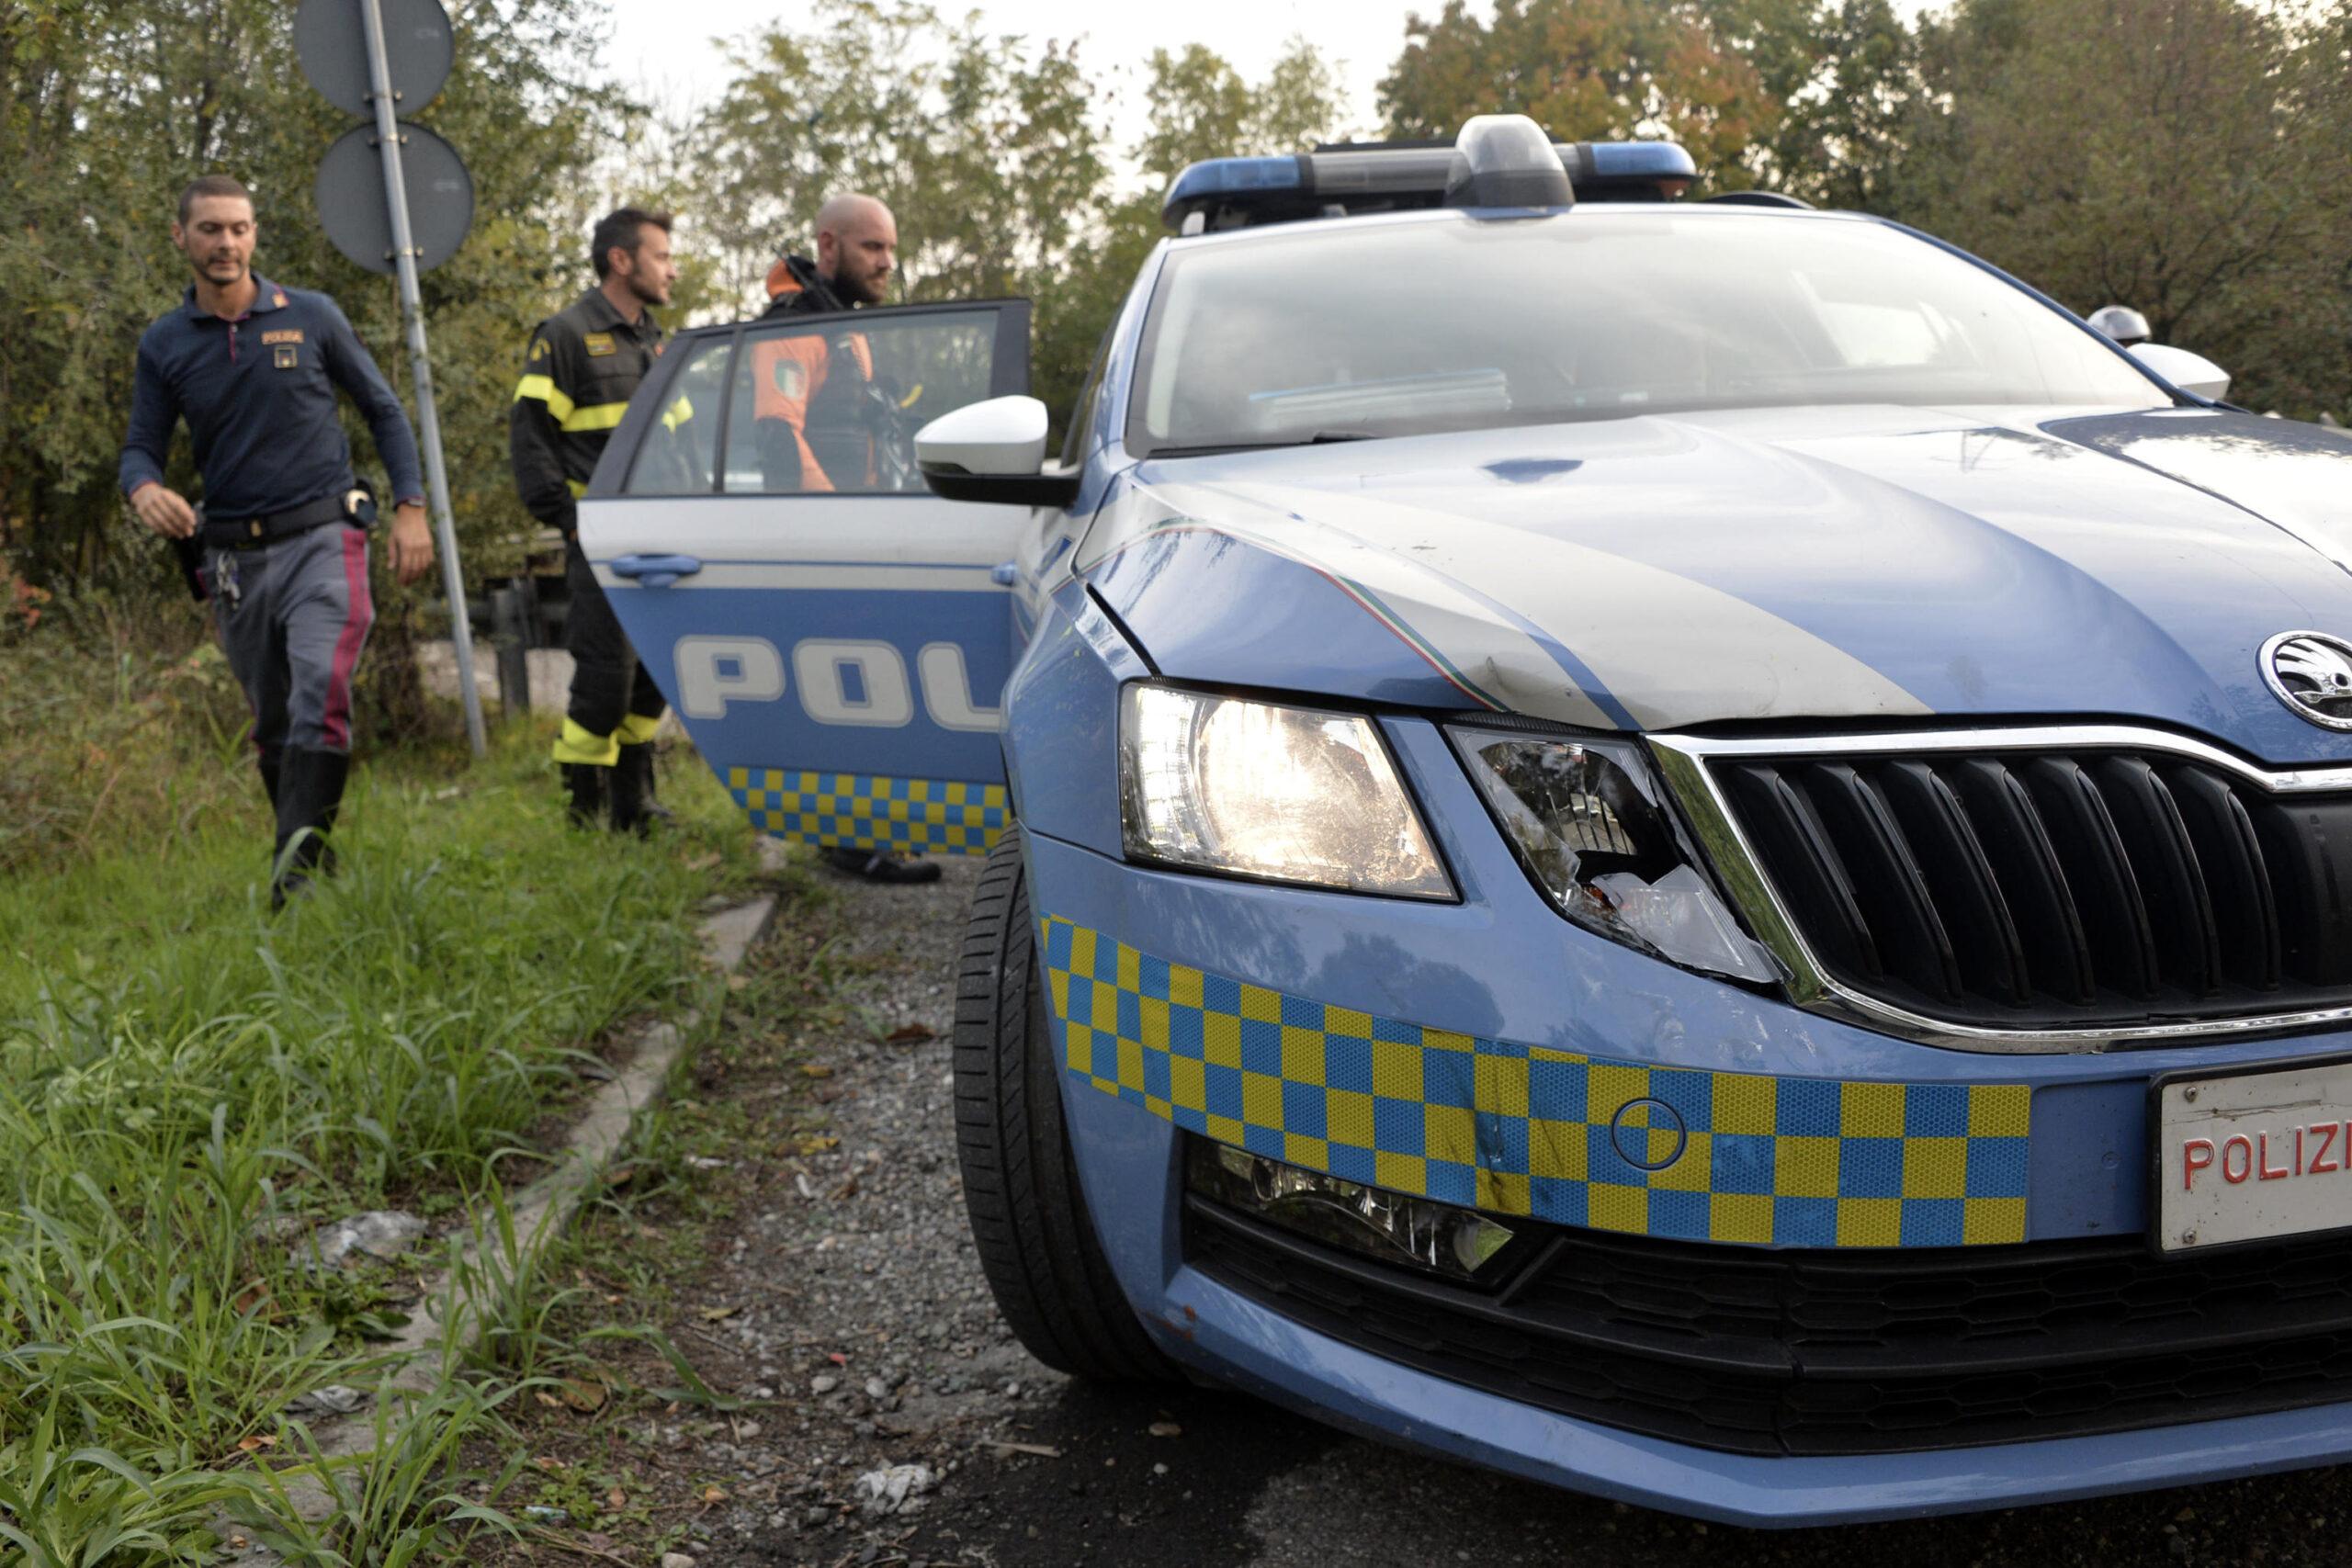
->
[752, 196, 939, 885]
[753, 194, 897, 494]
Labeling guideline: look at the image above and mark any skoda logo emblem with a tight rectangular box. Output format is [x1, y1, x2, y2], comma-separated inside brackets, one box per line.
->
[2263, 631, 2352, 732]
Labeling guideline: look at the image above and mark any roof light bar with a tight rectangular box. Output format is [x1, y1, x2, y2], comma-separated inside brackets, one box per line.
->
[1443, 114, 1573, 209]
[1162, 122, 1697, 234]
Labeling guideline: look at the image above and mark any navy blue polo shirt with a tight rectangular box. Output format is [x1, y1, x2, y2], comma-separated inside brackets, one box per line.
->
[119, 275, 424, 520]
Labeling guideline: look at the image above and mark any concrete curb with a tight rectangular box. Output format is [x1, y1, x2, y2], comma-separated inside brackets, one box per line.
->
[220, 886, 780, 1544]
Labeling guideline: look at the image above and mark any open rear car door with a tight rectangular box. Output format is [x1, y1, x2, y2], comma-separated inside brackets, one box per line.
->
[578, 300, 1033, 856]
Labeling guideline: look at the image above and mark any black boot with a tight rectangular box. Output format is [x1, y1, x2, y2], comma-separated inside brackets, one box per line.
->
[821, 845, 943, 884]
[610, 741, 671, 835]
[560, 763, 607, 829]
[272, 746, 350, 910]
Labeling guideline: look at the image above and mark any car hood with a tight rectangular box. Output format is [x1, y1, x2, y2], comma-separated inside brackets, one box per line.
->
[1084, 405, 2352, 764]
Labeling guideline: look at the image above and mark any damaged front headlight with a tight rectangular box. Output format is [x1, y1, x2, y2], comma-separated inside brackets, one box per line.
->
[1452, 727, 1780, 985]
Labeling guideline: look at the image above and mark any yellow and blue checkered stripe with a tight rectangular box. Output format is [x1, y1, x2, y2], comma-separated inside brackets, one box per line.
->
[726, 769, 1007, 856]
[1041, 917, 2031, 1248]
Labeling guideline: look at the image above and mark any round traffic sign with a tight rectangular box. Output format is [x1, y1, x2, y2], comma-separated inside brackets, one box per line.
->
[295, 0, 454, 118]
[315, 121, 474, 275]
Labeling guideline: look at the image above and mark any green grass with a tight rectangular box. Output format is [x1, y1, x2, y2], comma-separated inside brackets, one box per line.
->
[0, 720, 763, 1563]
[0, 596, 275, 880]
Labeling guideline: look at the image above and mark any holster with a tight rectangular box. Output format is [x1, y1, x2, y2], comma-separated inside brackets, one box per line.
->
[169, 534, 209, 602]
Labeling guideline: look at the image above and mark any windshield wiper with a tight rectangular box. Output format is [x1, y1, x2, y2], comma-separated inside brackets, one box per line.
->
[1148, 430, 1382, 457]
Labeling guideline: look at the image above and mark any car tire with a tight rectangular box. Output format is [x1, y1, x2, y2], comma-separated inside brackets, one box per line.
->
[953, 827, 1177, 1382]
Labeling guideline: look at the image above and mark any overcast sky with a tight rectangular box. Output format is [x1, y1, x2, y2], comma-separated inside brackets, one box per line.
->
[602, 0, 1946, 171]
[603, 0, 1419, 152]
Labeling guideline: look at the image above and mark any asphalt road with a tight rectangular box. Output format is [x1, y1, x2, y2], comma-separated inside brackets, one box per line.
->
[684, 852, 2352, 1568]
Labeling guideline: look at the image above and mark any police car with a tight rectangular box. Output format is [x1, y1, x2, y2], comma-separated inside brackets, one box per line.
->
[580, 116, 2352, 1525]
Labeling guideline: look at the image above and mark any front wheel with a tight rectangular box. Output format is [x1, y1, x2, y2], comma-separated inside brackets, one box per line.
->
[951, 829, 1175, 1382]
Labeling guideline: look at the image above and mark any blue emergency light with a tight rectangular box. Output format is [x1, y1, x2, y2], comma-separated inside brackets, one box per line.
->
[1161, 115, 1699, 234]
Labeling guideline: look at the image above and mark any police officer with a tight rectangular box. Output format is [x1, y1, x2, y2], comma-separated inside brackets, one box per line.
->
[120, 174, 435, 908]
[758, 194, 939, 885]
[510, 209, 680, 831]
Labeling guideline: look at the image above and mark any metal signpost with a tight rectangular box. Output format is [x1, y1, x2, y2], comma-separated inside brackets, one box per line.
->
[298, 0, 486, 757]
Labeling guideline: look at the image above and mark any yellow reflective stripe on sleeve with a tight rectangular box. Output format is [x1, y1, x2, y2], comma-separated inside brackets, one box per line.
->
[616, 713, 662, 745]
[661, 394, 694, 433]
[559, 402, 630, 433]
[551, 717, 619, 768]
[565, 479, 587, 498]
[514, 374, 575, 423]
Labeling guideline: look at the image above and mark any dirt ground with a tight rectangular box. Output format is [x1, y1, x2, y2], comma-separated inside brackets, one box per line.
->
[475, 850, 2352, 1568]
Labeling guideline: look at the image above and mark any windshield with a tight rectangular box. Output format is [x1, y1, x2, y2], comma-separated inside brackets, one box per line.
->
[1130, 210, 2165, 453]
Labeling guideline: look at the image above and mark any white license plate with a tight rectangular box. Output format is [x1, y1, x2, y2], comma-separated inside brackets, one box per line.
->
[2156, 1060, 2352, 1253]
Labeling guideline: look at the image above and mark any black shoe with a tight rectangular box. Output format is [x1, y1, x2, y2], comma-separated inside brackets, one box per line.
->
[821, 845, 943, 884]
[610, 741, 672, 835]
[560, 762, 607, 829]
[272, 746, 350, 910]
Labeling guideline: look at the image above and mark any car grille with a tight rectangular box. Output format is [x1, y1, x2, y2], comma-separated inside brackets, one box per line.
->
[1712, 746, 2352, 1031]
[1189, 1195, 2352, 1456]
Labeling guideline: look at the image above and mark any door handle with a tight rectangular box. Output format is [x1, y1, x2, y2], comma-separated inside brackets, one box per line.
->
[989, 561, 1019, 586]
[610, 553, 703, 589]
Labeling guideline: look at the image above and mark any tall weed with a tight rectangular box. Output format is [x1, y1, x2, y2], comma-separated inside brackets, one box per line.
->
[0, 1394, 254, 1567]
[236, 1371, 532, 1567]
[0, 583, 254, 876]
[0, 719, 759, 1556]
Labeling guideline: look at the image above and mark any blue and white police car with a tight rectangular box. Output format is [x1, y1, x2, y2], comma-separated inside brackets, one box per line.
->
[580, 116, 2352, 1525]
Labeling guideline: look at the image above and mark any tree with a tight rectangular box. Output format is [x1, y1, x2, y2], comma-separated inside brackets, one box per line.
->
[1374, 0, 1927, 198]
[1052, 38, 1351, 429]
[1377, 0, 1781, 188]
[1132, 36, 1350, 180]
[0, 0, 631, 592]
[686, 0, 1111, 416]
[1891, 0, 2349, 417]
[1711, 0, 1919, 205]
[686, 10, 1345, 432]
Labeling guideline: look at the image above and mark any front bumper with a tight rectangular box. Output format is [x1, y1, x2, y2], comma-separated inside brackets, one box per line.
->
[1021, 716, 2352, 1521]
[1148, 1247, 2352, 1527]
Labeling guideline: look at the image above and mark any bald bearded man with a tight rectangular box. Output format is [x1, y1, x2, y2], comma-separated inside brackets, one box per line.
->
[756, 194, 898, 491]
[765, 194, 897, 316]
[754, 196, 940, 885]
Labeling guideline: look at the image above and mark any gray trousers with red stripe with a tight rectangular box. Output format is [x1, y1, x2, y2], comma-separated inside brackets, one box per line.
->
[210, 522, 375, 757]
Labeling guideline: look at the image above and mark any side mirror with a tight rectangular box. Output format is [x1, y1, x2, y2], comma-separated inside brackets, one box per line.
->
[2129, 343, 2231, 403]
[916, 395, 1080, 507]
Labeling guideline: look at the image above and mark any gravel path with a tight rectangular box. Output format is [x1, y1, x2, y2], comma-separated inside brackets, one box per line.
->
[637, 852, 2352, 1568]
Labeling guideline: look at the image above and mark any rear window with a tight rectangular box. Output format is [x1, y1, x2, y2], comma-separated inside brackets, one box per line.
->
[622, 336, 730, 494]
[719, 310, 1002, 495]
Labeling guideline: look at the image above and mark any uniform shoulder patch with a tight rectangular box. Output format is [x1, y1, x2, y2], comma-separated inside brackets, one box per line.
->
[583, 332, 616, 356]
[528, 337, 550, 362]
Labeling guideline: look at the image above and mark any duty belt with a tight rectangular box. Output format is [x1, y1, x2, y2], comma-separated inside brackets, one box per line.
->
[198, 491, 362, 550]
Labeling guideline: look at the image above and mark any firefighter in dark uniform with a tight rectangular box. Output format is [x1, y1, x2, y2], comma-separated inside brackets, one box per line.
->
[119, 174, 435, 908]
[757, 193, 939, 885]
[510, 209, 681, 831]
